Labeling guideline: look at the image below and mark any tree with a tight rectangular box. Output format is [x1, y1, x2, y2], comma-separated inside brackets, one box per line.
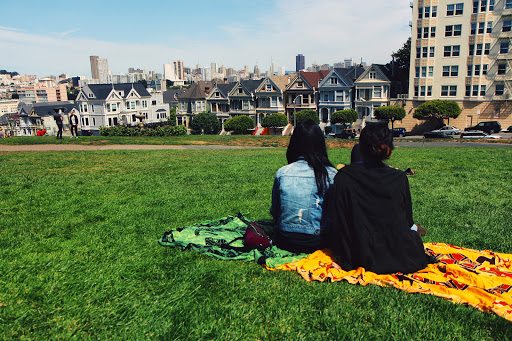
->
[261, 113, 288, 128]
[374, 106, 406, 129]
[190, 112, 222, 134]
[294, 109, 319, 126]
[331, 109, 358, 125]
[224, 115, 255, 134]
[388, 37, 411, 97]
[167, 106, 177, 126]
[413, 100, 461, 125]
[391, 37, 411, 70]
[137, 79, 148, 88]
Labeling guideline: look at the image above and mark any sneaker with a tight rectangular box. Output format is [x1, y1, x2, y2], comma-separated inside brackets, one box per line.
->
[416, 224, 427, 236]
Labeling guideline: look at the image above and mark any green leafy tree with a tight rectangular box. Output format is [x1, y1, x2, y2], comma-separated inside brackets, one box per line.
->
[374, 106, 406, 129]
[190, 112, 222, 134]
[167, 106, 177, 126]
[224, 115, 255, 134]
[261, 113, 288, 128]
[388, 37, 411, 97]
[413, 100, 461, 125]
[331, 109, 358, 125]
[294, 109, 319, 126]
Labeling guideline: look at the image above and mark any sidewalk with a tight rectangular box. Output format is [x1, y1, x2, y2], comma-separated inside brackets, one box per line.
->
[0, 144, 266, 152]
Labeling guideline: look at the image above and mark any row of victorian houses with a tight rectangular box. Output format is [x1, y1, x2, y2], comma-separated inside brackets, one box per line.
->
[176, 64, 393, 130]
[0, 64, 392, 136]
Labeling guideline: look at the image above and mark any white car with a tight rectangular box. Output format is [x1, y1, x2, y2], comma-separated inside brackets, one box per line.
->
[460, 131, 502, 139]
[431, 126, 461, 135]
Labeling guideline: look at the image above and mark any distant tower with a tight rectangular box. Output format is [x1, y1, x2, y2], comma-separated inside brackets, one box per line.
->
[270, 57, 275, 76]
[254, 65, 260, 76]
[211, 62, 218, 73]
[173, 60, 184, 80]
[296, 54, 305, 72]
[344, 58, 353, 68]
[90, 55, 109, 83]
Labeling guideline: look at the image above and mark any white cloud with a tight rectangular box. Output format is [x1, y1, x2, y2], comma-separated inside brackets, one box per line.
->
[1, 0, 412, 76]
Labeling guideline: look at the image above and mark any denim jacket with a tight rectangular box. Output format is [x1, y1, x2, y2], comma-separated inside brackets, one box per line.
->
[270, 160, 337, 236]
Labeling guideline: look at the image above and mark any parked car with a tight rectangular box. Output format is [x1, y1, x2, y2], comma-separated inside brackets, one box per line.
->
[431, 125, 461, 135]
[460, 131, 502, 139]
[335, 128, 357, 139]
[464, 121, 501, 134]
[424, 131, 449, 138]
[392, 127, 407, 137]
[506, 126, 512, 133]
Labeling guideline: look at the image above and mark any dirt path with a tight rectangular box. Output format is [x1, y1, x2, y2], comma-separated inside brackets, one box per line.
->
[0, 144, 267, 152]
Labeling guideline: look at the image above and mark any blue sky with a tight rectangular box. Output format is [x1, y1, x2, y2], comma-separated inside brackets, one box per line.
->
[1, 0, 412, 77]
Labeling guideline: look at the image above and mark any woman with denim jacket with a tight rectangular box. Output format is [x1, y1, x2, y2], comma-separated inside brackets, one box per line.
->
[270, 120, 337, 253]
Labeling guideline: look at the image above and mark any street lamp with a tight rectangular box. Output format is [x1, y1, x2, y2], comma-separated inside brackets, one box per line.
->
[293, 94, 303, 127]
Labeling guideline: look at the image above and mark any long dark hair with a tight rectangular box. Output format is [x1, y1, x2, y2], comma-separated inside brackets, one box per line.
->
[359, 123, 394, 162]
[286, 119, 334, 194]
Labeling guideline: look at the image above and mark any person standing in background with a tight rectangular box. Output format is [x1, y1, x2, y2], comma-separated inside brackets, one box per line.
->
[69, 111, 79, 138]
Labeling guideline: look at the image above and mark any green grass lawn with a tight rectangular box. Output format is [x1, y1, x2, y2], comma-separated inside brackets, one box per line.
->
[1, 147, 511, 339]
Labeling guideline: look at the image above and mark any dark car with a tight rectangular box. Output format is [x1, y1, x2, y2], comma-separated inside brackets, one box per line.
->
[464, 121, 501, 134]
[423, 131, 448, 138]
[335, 128, 357, 139]
[392, 127, 407, 137]
[506, 126, 512, 133]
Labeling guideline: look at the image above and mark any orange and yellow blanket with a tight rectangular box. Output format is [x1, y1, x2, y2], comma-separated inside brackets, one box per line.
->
[270, 242, 512, 322]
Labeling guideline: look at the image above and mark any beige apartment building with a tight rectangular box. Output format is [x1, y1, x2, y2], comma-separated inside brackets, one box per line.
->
[407, 0, 512, 131]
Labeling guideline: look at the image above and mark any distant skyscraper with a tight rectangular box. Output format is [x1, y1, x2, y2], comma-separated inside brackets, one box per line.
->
[278, 66, 285, 76]
[344, 58, 353, 68]
[211, 62, 218, 73]
[173, 60, 184, 80]
[270, 58, 275, 76]
[90, 55, 109, 83]
[254, 65, 260, 76]
[296, 54, 305, 72]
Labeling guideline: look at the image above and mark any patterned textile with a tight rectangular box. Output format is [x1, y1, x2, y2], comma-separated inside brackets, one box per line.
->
[272, 243, 512, 322]
[159, 216, 512, 322]
[158, 215, 307, 268]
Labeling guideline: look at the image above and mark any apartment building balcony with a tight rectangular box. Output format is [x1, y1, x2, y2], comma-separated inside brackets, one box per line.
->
[495, 7, 512, 16]
[496, 52, 512, 59]
[492, 93, 510, 100]
[492, 73, 512, 81]
[498, 31, 512, 39]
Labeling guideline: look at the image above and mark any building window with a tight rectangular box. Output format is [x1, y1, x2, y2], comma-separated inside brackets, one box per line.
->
[417, 27, 422, 39]
[330, 78, 337, 85]
[445, 25, 462, 36]
[478, 22, 485, 34]
[297, 81, 303, 87]
[480, 85, 486, 96]
[441, 85, 457, 96]
[430, 46, 435, 57]
[369, 72, 376, 79]
[271, 97, 278, 106]
[467, 64, 473, 76]
[444, 45, 460, 57]
[443, 65, 459, 76]
[475, 64, 481, 75]
[472, 85, 479, 96]
[429, 66, 434, 77]
[483, 64, 488, 75]
[415, 67, 420, 78]
[476, 43, 483, 55]
[422, 47, 428, 58]
[469, 44, 475, 55]
[425, 6, 431, 17]
[152, 100, 157, 106]
[481, 0, 487, 11]
[507, 0, 512, 9]
[420, 86, 426, 96]
[500, 42, 509, 54]
[373, 86, 382, 97]
[489, 0, 494, 11]
[432, 6, 437, 16]
[419, 6, 423, 18]
[431, 26, 436, 37]
[427, 86, 432, 96]
[487, 21, 493, 34]
[496, 84, 504, 95]
[142, 100, 148, 108]
[266, 84, 272, 91]
[471, 23, 477, 35]
[473, 0, 479, 13]
[423, 27, 429, 38]
[414, 86, 419, 97]
[503, 20, 512, 32]
[421, 66, 427, 77]
[447, 3, 463, 15]
[484, 43, 490, 55]
[416, 47, 421, 58]
[498, 63, 507, 74]
[466, 85, 471, 96]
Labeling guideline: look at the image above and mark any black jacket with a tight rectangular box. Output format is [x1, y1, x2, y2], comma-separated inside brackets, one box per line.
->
[329, 161, 431, 274]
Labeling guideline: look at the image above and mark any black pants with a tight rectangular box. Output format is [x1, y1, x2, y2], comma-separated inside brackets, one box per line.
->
[71, 125, 78, 137]
[57, 124, 63, 139]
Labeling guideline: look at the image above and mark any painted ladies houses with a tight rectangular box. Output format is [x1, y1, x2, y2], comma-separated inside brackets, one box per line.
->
[354, 64, 392, 119]
[227, 80, 261, 123]
[76, 83, 169, 134]
[14, 101, 78, 136]
[176, 81, 214, 126]
[254, 75, 291, 126]
[206, 82, 236, 126]
[318, 67, 365, 123]
[284, 70, 330, 122]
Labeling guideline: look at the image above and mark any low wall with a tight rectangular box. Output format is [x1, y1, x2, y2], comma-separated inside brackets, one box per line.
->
[388, 99, 512, 134]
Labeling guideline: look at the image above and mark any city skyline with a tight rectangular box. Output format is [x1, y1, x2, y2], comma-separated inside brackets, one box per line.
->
[1, 0, 412, 77]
